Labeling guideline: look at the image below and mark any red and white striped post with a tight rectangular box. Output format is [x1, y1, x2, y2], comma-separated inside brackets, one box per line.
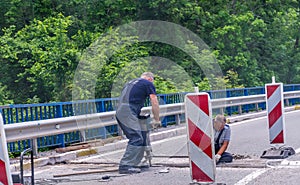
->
[185, 93, 216, 183]
[261, 77, 295, 159]
[0, 113, 13, 185]
[266, 81, 285, 145]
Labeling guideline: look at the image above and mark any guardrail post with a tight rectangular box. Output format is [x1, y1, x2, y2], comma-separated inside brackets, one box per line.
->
[56, 104, 65, 147]
[99, 101, 109, 139]
[238, 105, 242, 114]
[226, 90, 232, 115]
[255, 103, 259, 111]
[285, 99, 289, 106]
[220, 108, 224, 115]
[243, 88, 249, 112]
[117, 125, 125, 138]
[175, 114, 180, 125]
[80, 130, 86, 142]
[160, 94, 168, 127]
[73, 102, 87, 142]
[31, 138, 38, 156]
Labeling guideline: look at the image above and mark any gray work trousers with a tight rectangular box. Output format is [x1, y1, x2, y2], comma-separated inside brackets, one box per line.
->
[116, 103, 148, 168]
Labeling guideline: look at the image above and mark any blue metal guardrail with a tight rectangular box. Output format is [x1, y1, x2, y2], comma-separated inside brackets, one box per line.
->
[2, 84, 300, 153]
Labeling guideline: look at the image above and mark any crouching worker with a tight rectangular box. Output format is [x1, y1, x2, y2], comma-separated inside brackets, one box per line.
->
[213, 114, 233, 164]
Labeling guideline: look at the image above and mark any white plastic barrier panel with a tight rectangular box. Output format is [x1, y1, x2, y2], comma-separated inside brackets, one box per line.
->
[185, 93, 216, 183]
[0, 113, 13, 185]
[265, 83, 285, 144]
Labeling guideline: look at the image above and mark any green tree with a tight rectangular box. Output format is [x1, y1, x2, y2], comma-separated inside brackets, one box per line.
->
[0, 14, 80, 103]
[0, 25, 32, 103]
[0, 83, 13, 105]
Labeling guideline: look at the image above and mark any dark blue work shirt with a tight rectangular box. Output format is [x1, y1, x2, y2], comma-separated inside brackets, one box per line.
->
[119, 78, 156, 109]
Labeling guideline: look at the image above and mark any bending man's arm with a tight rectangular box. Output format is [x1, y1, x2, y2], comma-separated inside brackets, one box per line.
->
[150, 94, 160, 122]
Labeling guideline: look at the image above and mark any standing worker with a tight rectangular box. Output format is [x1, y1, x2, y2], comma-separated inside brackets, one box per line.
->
[213, 114, 233, 164]
[116, 72, 161, 174]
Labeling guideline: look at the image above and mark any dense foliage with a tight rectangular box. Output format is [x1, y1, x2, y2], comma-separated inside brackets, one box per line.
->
[0, 0, 299, 104]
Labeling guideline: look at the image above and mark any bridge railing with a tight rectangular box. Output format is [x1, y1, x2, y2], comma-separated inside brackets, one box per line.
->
[2, 84, 300, 153]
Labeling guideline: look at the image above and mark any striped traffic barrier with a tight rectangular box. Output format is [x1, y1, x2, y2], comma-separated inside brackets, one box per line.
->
[261, 78, 295, 159]
[0, 113, 13, 185]
[266, 82, 285, 144]
[185, 93, 216, 183]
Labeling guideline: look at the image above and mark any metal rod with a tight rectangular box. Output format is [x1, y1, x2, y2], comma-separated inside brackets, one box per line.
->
[20, 148, 32, 185]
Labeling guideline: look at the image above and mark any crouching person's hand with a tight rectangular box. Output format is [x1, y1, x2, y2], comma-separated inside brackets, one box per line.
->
[215, 154, 221, 163]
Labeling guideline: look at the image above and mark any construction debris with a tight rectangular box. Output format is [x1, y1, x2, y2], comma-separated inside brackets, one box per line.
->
[232, 153, 251, 160]
[55, 136, 122, 153]
[55, 144, 91, 153]
[53, 167, 118, 177]
[158, 168, 170, 173]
